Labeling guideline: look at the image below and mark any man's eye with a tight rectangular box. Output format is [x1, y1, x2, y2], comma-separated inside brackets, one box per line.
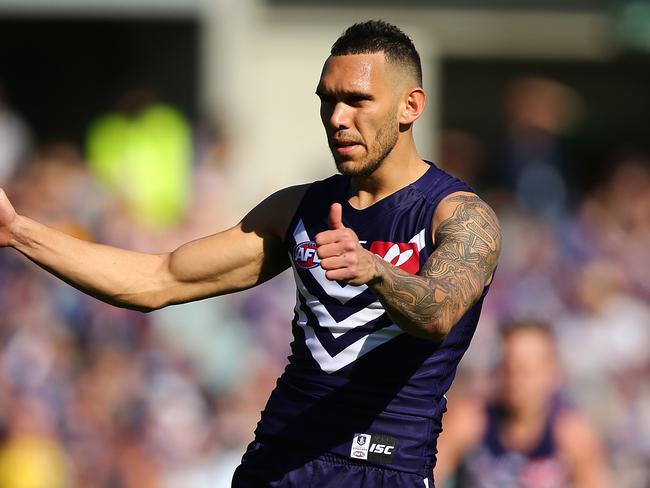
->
[348, 97, 368, 106]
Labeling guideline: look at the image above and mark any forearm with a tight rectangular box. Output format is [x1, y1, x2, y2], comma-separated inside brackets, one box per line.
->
[317, 195, 500, 340]
[368, 254, 482, 341]
[368, 193, 500, 340]
[10, 215, 169, 311]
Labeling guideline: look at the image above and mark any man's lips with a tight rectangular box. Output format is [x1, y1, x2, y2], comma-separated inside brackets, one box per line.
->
[334, 144, 360, 155]
[331, 140, 363, 155]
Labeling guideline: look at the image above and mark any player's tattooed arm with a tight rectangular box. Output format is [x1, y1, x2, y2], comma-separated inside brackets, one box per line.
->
[368, 194, 501, 341]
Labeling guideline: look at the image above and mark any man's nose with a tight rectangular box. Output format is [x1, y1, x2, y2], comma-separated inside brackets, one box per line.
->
[328, 102, 351, 129]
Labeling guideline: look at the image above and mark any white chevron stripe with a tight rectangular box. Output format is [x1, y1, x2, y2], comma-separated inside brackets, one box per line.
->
[288, 220, 423, 373]
[292, 267, 384, 338]
[294, 292, 403, 374]
[409, 228, 427, 251]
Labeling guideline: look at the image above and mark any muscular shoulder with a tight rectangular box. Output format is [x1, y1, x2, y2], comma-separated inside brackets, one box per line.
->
[433, 192, 500, 242]
[431, 191, 502, 286]
[241, 183, 310, 240]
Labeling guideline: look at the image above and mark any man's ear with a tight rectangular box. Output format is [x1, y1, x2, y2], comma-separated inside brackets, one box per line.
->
[399, 87, 426, 125]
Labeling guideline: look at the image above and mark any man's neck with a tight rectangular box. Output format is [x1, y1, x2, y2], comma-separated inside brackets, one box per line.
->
[348, 144, 428, 210]
[501, 404, 550, 452]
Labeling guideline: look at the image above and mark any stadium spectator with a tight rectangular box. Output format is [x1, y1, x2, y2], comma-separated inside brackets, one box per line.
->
[435, 321, 611, 488]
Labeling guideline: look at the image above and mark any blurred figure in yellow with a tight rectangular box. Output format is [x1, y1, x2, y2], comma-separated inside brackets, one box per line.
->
[0, 396, 70, 488]
[435, 321, 611, 488]
[86, 90, 191, 231]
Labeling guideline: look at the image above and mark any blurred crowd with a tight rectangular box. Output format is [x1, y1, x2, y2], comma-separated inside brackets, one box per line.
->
[439, 76, 650, 487]
[0, 90, 295, 487]
[0, 74, 648, 487]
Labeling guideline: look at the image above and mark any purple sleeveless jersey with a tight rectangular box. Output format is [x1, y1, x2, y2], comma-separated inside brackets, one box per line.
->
[458, 400, 570, 487]
[253, 163, 489, 478]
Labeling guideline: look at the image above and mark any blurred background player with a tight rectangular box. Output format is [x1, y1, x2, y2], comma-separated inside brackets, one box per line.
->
[434, 321, 611, 488]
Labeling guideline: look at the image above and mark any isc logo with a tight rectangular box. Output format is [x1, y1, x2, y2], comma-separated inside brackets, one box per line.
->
[369, 443, 393, 455]
[350, 433, 397, 464]
[293, 241, 320, 269]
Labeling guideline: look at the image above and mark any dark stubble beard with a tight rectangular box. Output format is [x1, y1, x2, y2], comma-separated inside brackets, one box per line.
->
[335, 110, 399, 177]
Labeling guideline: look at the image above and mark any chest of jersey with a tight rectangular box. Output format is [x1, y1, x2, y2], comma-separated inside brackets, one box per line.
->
[255, 168, 485, 473]
[286, 184, 436, 374]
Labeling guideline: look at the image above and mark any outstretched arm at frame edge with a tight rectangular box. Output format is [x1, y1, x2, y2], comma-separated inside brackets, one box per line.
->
[0, 185, 307, 312]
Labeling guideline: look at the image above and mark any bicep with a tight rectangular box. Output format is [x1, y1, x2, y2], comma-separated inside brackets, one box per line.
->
[419, 192, 501, 325]
[431, 192, 501, 286]
[163, 222, 288, 305]
[158, 184, 308, 307]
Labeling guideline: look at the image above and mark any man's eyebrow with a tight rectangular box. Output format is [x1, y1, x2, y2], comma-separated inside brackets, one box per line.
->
[315, 88, 373, 100]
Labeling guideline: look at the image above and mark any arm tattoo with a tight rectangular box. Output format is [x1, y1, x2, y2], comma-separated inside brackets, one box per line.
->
[369, 194, 501, 341]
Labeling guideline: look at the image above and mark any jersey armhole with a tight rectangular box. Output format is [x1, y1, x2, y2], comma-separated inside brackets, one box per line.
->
[281, 182, 315, 245]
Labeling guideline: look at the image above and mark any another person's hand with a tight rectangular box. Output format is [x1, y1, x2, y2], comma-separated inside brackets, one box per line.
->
[0, 189, 17, 247]
[315, 203, 379, 286]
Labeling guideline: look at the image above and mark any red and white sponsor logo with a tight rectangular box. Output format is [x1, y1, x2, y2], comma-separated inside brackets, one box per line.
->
[369, 241, 420, 274]
[293, 241, 321, 269]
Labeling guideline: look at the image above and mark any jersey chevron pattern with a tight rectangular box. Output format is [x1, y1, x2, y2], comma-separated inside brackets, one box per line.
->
[254, 163, 490, 477]
[291, 218, 424, 373]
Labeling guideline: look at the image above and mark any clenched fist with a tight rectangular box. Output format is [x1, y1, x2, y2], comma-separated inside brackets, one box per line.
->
[315, 203, 381, 286]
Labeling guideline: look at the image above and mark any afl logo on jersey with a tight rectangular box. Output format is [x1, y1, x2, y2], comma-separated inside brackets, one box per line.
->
[293, 241, 321, 269]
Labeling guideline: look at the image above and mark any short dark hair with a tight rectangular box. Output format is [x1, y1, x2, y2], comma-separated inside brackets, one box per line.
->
[500, 319, 556, 344]
[330, 20, 422, 86]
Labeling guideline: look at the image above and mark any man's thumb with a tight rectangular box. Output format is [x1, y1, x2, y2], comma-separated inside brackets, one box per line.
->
[329, 203, 344, 230]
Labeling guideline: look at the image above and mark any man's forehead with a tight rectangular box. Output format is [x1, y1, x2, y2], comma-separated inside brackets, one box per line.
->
[318, 52, 388, 91]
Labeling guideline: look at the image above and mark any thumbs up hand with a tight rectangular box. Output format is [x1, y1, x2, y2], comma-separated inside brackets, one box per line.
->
[327, 201, 345, 231]
[315, 203, 380, 286]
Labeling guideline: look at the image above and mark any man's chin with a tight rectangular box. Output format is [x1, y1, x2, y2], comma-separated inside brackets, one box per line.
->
[334, 158, 351, 171]
[334, 159, 360, 176]
[334, 158, 381, 177]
